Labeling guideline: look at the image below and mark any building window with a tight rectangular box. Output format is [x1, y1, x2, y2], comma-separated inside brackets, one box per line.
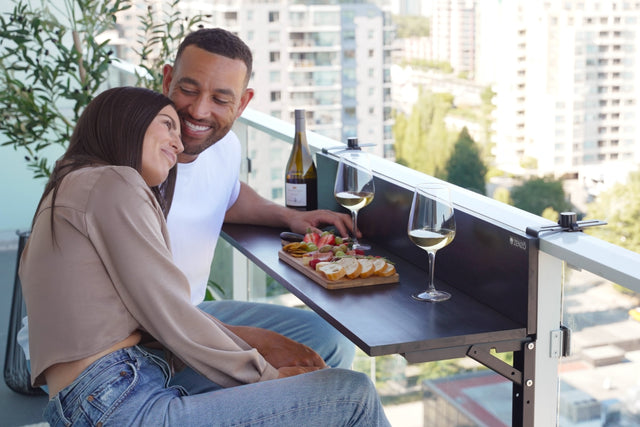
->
[270, 91, 281, 102]
[271, 187, 283, 200]
[269, 51, 280, 63]
[269, 11, 279, 23]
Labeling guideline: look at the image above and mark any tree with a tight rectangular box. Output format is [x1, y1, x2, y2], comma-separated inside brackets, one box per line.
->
[585, 170, 640, 254]
[0, 0, 202, 179]
[444, 127, 487, 195]
[479, 86, 495, 162]
[393, 15, 430, 38]
[510, 176, 572, 216]
[393, 90, 456, 178]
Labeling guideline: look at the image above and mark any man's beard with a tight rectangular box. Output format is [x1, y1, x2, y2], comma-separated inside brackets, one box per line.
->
[181, 127, 229, 156]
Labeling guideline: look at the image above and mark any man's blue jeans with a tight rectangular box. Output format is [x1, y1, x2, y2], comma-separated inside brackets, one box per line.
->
[169, 300, 356, 394]
[44, 346, 390, 426]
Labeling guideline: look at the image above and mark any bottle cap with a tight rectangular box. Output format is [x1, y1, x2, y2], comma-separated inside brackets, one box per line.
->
[295, 109, 305, 119]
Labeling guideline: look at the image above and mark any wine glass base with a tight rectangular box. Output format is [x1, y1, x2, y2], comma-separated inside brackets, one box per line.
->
[412, 290, 451, 302]
[352, 242, 371, 251]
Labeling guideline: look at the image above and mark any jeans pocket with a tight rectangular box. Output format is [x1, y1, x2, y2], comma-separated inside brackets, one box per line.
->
[70, 361, 139, 426]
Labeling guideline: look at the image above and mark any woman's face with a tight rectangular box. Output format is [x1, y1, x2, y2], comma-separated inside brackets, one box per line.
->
[141, 105, 183, 186]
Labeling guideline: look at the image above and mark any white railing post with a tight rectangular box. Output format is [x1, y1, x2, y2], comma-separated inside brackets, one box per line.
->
[534, 251, 563, 426]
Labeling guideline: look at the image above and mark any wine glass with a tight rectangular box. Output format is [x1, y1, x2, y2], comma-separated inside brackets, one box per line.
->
[334, 151, 375, 251]
[407, 183, 456, 302]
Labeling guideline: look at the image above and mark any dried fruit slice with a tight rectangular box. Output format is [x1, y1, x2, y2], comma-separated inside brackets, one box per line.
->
[318, 263, 346, 281]
[336, 257, 363, 279]
[358, 258, 375, 278]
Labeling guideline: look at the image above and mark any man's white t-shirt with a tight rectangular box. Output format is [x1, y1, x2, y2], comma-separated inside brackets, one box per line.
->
[167, 131, 242, 305]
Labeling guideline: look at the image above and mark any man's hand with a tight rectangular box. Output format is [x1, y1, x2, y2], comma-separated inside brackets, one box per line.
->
[226, 324, 326, 369]
[287, 209, 357, 240]
[224, 182, 359, 239]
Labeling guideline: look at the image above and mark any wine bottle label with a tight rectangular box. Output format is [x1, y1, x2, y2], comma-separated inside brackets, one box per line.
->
[285, 183, 307, 207]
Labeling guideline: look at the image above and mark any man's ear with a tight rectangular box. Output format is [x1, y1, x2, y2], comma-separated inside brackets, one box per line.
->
[236, 88, 255, 118]
[162, 64, 174, 96]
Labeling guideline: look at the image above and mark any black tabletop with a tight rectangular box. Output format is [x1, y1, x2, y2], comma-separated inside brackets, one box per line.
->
[222, 224, 527, 363]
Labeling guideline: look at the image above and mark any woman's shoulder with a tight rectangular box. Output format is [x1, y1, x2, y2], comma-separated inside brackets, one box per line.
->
[63, 166, 153, 206]
[68, 165, 146, 189]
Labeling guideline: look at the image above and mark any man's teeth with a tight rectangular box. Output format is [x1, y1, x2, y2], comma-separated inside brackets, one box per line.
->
[184, 121, 209, 132]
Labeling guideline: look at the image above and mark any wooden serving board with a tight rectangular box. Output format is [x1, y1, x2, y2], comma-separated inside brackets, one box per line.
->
[278, 250, 400, 290]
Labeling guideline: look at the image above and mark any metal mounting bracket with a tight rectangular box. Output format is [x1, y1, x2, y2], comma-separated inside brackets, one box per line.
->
[467, 340, 536, 427]
[526, 212, 606, 237]
[467, 343, 524, 385]
[550, 324, 572, 358]
[321, 137, 375, 155]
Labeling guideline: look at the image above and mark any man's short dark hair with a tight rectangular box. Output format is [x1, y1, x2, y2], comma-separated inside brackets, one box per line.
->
[175, 28, 253, 86]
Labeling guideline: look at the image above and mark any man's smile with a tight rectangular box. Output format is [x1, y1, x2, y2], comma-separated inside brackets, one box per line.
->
[182, 117, 212, 134]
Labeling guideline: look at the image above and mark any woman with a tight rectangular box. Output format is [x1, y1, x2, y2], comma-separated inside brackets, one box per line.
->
[20, 87, 390, 426]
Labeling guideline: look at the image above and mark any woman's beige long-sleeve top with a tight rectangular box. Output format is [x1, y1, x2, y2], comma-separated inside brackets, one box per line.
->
[20, 166, 279, 387]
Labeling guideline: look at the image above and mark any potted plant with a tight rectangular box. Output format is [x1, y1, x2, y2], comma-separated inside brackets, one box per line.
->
[0, 0, 203, 394]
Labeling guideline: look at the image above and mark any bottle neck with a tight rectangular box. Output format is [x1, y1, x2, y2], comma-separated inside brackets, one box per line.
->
[295, 116, 306, 134]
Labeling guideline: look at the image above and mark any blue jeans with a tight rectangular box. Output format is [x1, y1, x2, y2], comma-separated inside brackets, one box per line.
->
[44, 346, 390, 426]
[24, 301, 355, 396]
[169, 300, 355, 394]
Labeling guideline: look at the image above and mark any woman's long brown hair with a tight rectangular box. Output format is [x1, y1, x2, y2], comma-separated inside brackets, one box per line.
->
[33, 86, 177, 239]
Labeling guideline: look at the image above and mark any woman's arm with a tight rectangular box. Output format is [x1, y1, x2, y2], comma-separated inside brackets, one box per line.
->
[88, 169, 279, 387]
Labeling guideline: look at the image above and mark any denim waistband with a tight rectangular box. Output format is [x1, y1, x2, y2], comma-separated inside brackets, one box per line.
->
[54, 345, 169, 409]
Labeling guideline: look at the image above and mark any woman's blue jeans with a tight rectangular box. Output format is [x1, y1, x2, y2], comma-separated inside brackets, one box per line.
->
[44, 346, 390, 426]
[168, 300, 356, 394]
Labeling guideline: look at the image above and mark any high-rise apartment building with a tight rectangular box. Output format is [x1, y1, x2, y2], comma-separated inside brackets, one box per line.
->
[113, 0, 394, 205]
[481, 0, 640, 185]
[172, 0, 395, 160]
[429, 0, 476, 77]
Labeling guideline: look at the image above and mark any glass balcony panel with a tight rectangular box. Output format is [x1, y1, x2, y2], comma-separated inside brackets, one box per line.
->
[559, 267, 640, 426]
[212, 108, 640, 426]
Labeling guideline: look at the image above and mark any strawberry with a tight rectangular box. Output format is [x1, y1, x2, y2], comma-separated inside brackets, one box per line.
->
[302, 228, 320, 245]
[317, 231, 336, 247]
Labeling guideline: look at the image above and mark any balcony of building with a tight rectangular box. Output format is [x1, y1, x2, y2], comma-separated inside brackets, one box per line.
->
[2, 108, 640, 427]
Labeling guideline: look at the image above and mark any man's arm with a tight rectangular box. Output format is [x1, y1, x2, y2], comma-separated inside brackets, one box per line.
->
[223, 323, 326, 369]
[224, 182, 358, 238]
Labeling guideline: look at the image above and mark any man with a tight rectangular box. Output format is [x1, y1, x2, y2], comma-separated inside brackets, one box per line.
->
[161, 28, 356, 393]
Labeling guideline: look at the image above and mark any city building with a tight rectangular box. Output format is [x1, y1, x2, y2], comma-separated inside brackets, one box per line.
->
[113, 0, 395, 204]
[429, 0, 476, 78]
[481, 0, 640, 191]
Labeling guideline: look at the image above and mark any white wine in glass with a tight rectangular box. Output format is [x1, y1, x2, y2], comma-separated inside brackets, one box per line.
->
[334, 151, 375, 251]
[407, 183, 456, 302]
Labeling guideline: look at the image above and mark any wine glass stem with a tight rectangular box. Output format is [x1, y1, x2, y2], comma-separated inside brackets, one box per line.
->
[426, 251, 437, 293]
[351, 209, 359, 246]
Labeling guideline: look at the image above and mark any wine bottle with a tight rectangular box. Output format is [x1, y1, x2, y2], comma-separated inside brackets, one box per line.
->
[285, 109, 318, 210]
